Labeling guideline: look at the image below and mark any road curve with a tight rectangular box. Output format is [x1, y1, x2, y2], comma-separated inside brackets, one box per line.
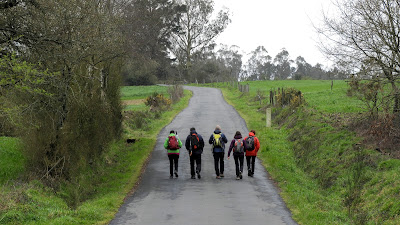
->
[110, 86, 297, 225]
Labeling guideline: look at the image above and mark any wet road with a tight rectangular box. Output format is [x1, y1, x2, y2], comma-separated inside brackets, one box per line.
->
[110, 86, 297, 225]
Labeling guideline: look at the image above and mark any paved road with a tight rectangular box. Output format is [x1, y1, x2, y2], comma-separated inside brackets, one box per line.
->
[110, 86, 297, 225]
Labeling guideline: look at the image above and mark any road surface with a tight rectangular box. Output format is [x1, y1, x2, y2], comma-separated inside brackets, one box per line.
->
[110, 86, 297, 225]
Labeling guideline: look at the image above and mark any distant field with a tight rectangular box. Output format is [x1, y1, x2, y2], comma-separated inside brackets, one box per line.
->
[209, 80, 364, 113]
[120, 85, 168, 100]
[121, 85, 169, 111]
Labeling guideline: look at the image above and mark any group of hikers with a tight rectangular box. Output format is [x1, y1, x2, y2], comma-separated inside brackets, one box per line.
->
[163, 125, 260, 180]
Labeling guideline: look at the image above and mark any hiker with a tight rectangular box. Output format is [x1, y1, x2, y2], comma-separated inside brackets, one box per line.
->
[164, 130, 183, 178]
[227, 131, 245, 180]
[185, 127, 205, 179]
[209, 125, 228, 179]
[244, 129, 260, 177]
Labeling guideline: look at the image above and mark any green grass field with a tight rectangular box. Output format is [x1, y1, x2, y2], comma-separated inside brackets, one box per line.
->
[121, 85, 170, 111]
[0, 85, 192, 225]
[120, 85, 169, 100]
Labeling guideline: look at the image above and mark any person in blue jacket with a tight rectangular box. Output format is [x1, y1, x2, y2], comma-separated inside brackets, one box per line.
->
[209, 125, 228, 179]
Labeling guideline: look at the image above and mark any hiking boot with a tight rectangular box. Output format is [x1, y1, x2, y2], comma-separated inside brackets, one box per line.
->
[236, 176, 240, 180]
[239, 172, 243, 179]
[170, 175, 173, 179]
[174, 170, 178, 177]
[191, 175, 196, 179]
[216, 176, 221, 179]
[220, 173, 224, 177]
[197, 173, 201, 179]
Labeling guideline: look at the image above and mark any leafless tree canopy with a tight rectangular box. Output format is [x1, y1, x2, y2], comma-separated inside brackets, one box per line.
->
[317, 0, 400, 115]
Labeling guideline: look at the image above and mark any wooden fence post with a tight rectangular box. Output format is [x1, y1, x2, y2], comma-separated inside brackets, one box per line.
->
[266, 108, 271, 127]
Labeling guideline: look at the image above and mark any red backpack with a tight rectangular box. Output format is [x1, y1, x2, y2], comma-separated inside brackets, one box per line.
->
[168, 135, 179, 150]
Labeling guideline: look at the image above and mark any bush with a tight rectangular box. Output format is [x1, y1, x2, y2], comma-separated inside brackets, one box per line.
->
[275, 87, 305, 108]
[145, 92, 171, 112]
[1, 55, 123, 181]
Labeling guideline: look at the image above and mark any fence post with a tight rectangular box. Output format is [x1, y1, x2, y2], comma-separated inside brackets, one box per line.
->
[266, 108, 271, 127]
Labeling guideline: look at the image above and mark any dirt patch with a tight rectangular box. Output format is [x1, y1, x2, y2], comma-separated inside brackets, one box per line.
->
[122, 99, 145, 105]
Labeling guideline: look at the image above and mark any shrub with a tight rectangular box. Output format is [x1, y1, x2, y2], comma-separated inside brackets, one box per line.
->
[275, 87, 305, 108]
[145, 92, 171, 111]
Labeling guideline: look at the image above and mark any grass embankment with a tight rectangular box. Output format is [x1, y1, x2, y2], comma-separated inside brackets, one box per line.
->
[206, 80, 400, 225]
[0, 85, 191, 224]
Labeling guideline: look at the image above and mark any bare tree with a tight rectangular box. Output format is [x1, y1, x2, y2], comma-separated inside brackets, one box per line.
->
[317, 0, 400, 116]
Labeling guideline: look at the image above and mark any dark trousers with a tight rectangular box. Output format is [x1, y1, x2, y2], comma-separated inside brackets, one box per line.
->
[234, 155, 244, 176]
[246, 156, 256, 175]
[190, 154, 202, 176]
[168, 154, 179, 176]
[213, 152, 224, 176]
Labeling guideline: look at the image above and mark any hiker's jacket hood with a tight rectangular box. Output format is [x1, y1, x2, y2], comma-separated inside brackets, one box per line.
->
[185, 131, 205, 155]
[244, 132, 260, 156]
[228, 134, 244, 157]
[209, 130, 228, 153]
[164, 133, 183, 155]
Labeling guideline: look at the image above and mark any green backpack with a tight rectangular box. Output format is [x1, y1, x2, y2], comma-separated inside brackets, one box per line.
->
[213, 133, 222, 147]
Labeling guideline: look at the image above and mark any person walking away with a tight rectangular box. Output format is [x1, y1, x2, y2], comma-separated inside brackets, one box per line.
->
[244, 130, 260, 177]
[185, 127, 205, 179]
[209, 125, 228, 179]
[164, 130, 183, 178]
[227, 131, 245, 180]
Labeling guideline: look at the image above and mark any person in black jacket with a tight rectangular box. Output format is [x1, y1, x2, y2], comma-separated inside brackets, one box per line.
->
[227, 131, 245, 180]
[185, 127, 205, 179]
[209, 125, 228, 179]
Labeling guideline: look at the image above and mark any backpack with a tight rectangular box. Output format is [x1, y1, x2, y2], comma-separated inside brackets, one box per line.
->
[213, 133, 222, 148]
[233, 139, 244, 153]
[190, 133, 200, 151]
[245, 136, 255, 151]
[168, 135, 179, 150]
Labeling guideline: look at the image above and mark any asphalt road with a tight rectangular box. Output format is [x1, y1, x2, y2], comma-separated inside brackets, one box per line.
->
[110, 86, 297, 225]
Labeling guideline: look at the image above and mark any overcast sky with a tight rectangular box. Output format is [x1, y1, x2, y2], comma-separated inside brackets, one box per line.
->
[213, 0, 334, 67]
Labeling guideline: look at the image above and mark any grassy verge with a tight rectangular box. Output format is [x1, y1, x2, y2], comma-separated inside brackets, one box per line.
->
[0, 86, 192, 225]
[206, 80, 400, 225]
[0, 137, 25, 184]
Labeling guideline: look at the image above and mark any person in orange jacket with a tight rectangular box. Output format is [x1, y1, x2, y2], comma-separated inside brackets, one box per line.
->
[243, 130, 260, 177]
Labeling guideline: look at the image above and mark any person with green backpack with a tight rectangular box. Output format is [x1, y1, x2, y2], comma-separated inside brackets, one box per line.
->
[209, 125, 228, 179]
[164, 130, 183, 178]
[227, 131, 245, 180]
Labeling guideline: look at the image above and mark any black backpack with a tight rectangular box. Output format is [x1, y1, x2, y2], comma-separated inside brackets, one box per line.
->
[191, 133, 200, 151]
[245, 136, 255, 151]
